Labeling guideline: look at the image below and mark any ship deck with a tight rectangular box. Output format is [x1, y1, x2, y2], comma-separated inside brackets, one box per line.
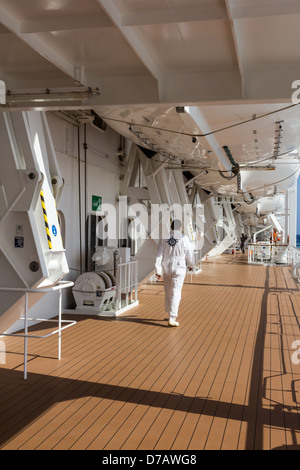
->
[0, 254, 300, 450]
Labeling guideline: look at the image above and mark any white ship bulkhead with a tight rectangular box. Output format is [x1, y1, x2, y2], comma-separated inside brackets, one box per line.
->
[0, 108, 297, 336]
[0, 0, 300, 340]
[0, 111, 123, 334]
[1, 0, 300, 450]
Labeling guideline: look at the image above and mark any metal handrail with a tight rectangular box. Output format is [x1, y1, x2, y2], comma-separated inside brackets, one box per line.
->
[291, 245, 300, 281]
[0, 280, 74, 293]
[248, 243, 291, 265]
[116, 260, 138, 311]
[0, 280, 76, 379]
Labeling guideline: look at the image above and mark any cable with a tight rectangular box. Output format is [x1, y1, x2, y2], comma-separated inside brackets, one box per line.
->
[246, 167, 300, 193]
[219, 162, 240, 180]
[100, 102, 300, 139]
[147, 145, 296, 172]
[102, 106, 299, 182]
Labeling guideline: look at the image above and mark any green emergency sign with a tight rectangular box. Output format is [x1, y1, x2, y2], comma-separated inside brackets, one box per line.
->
[92, 195, 102, 211]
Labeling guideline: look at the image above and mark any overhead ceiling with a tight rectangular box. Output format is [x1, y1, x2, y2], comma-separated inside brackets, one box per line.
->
[1, 0, 300, 103]
[1, 0, 300, 202]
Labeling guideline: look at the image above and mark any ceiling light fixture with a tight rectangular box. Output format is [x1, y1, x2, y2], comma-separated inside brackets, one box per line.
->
[2, 87, 100, 109]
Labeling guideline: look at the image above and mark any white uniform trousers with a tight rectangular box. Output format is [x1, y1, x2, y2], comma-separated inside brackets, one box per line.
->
[162, 258, 186, 319]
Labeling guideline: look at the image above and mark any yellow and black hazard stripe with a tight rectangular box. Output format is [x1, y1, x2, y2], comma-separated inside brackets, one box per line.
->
[189, 219, 195, 241]
[40, 190, 52, 250]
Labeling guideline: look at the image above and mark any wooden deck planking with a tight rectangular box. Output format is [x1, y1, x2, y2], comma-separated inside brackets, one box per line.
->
[0, 255, 300, 450]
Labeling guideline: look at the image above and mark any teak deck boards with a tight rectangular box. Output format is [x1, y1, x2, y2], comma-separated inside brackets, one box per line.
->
[0, 254, 300, 450]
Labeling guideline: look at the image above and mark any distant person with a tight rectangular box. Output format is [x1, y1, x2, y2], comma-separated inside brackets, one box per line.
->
[240, 233, 247, 254]
[155, 220, 194, 327]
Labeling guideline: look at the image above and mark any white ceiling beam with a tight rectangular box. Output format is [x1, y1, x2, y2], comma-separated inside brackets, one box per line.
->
[87, 74, 160, 106]
[95, 0, 164, 84]
[120, 0, 300, 26]
[245, 65, 300, 101]
[93, 67, 298, 105]
[0, 4, 84, 85]
[161, 70, 243, 103]
[20, 15, 113, 34]
[0, 24, 9, 34]
[225, 0, 245, 98]
[231, 0, 300, 19]
[121, 5, 228, 27]
[186, 107, 233, 173]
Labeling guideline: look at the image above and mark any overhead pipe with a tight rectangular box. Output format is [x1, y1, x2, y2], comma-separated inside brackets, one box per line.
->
[77, 127, 83, 275]
[150, 156, 170, 178]
[83, 123, 88, 272]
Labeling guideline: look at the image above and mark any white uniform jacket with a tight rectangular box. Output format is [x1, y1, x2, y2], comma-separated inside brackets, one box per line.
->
[155, 230, 194, 277]
[155, 230, 194, 319]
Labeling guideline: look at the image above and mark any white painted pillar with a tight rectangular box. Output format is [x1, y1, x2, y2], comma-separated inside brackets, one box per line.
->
[288, 184, 298, 247]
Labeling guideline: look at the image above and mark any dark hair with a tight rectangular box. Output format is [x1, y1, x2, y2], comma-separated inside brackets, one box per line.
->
[171, 219, 182, 231]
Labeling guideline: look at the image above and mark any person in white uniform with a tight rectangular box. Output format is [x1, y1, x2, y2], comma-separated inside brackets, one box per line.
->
[155, 220, 194, 327]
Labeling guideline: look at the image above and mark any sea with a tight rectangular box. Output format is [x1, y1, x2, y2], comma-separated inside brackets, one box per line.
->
[297, 234, 300, 248]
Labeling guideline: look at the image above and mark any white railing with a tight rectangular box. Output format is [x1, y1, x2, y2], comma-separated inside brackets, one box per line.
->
[116, 260, 139, 312]
[291, 245, 300, 281]
[0, 281, 76, 379]
[186, 249, 202, 281]
[248, 243, 290, 265]
[193, 250, 202, 272]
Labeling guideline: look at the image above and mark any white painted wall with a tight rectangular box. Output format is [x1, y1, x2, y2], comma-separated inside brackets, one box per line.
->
[6, 112, 122, 334]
